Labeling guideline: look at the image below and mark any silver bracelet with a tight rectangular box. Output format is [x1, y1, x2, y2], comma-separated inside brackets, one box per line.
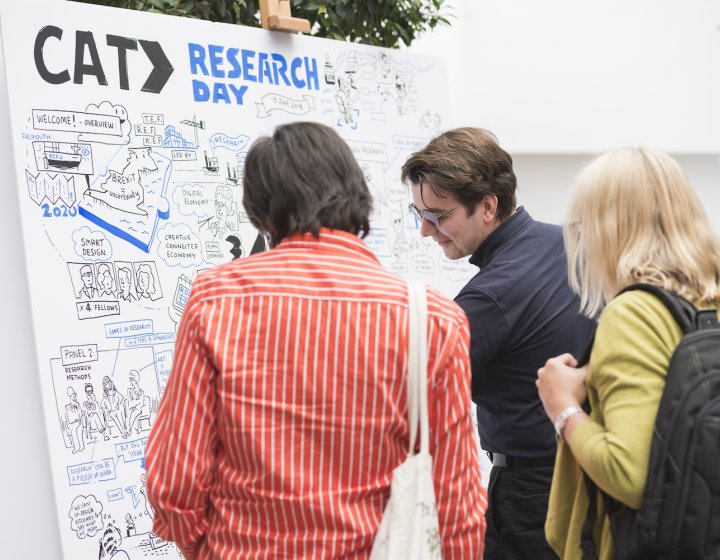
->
[554, 405, 584, 438]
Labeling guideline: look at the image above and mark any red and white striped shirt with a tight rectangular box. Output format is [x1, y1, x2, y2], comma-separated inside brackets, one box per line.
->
[146, 228, 486, 559]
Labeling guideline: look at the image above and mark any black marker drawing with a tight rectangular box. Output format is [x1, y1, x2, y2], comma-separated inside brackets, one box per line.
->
[85, 147, 157, 217]
[77, 264, 100, 300]
[420, 110, 442, 138]
[250, 232, 267, 255]
[34, 140, 94, 175]
[198, 185, 239, 241]
[125, 369, 150, 436]
[77, 102, 131, 145]
[65, 386, 86, 454]
[177, 115, 204, 148]
[226, 162, 241, 185]
[124, 513, 136, 537]
[101, 376, 128, 439]
[391, 209, 416, 261]
[70, 262, 122, 320]
[116, 265, 137, 303]
[98, 523, 130, 559]
[225, 235, 243, 260]
[83, 382, 110, 441]
[202, 150, 219, 174]
[96, 263, 117, 299]
[134, 262, 162, 302]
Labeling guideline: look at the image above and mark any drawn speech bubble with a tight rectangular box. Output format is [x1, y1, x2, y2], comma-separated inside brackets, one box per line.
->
[69, 494, 104, 539]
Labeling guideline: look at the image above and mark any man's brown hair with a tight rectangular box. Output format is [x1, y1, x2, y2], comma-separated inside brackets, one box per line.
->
[401, 127, 516, 220]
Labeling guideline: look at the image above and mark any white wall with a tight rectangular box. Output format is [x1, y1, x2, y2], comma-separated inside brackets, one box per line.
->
[410, 0, 720, 154]
[512, 154, 720, 232]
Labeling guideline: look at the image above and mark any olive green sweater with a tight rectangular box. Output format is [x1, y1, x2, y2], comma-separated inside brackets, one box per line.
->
[545, 289, 720, 560]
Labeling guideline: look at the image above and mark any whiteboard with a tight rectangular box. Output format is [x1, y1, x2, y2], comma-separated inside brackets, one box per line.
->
[0, 2, 474, 558]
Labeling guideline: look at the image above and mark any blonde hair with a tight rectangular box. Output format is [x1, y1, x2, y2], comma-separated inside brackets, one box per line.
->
[565, 147, 720, 316]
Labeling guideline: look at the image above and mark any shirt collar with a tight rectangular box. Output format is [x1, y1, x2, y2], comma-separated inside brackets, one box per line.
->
[469, 206, 531, 268]
[277, 228, 380, 264]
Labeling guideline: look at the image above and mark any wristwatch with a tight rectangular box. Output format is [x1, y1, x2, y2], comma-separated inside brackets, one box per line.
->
[554, 405, 583, 438]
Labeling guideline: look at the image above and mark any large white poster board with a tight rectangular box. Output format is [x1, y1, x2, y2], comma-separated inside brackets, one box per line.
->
[0, 1, 473, 558]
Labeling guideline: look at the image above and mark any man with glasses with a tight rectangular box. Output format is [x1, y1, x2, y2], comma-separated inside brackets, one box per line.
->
[402, 127, 595, 560]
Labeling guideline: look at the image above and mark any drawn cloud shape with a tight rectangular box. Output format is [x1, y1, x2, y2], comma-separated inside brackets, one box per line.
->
[78, 101, 131, 145]
[68, 494, 104, 539]
[72, 226, 113, 262]
[156, 222, 203, 268]
[172, 183, 211, 218]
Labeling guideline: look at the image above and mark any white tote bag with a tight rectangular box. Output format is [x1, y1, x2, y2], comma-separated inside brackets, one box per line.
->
[370, 281, 442, 560]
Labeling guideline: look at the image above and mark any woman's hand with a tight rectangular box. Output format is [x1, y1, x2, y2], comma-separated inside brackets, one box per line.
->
[536, 353, 588, 424]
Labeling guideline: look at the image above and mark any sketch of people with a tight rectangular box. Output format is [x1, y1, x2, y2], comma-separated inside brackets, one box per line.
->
[391, 210, 413, 260]
[82, 383, 109, 441]
[77, 265, 98, 300]
[98, 524, 130, 560]
[136, 264, 157, 301]
[125, 513, 136, 537]
[96, 263, 116, 298]
[139, 473, 154, 521]
[394, 71, 412, 115]
[65, 387, 85, 454]
[335, 74, 357, 125]
[420, 110, 442, 137]
[101, 376, 128, 438]
[116, 266, 136, 302]
[375, 53, 395, 83]
[124, 369, 145, 435]
[206, 185, 238, 240]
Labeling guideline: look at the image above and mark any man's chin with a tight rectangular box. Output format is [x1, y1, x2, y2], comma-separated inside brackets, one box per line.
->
[440, 246, 461, 260]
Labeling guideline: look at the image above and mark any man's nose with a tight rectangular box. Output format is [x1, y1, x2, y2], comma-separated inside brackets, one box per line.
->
[419, 218, 435, 237]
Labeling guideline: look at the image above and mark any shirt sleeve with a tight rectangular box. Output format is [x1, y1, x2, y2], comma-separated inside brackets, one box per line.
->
[428, 305, 488, 559]
[454, 289, 511, 401]
[145, 287, 218, 559]
[567, 291, 680, 509]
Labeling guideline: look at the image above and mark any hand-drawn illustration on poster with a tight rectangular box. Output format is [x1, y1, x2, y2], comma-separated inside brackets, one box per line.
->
[0, 2, 474, 558]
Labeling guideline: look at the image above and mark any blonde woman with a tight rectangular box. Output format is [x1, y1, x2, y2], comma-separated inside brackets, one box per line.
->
[535, 148, 720, 560]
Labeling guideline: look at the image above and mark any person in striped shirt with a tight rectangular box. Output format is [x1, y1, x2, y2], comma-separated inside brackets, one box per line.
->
[145, 121, 487, 559]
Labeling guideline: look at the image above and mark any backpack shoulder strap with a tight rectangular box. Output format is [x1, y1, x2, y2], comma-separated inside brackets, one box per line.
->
[579, 282, 703, 558]
[617, 283, 697, 334]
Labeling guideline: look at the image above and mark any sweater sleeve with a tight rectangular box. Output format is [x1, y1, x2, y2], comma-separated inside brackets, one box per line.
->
[567, 291, 680, 509]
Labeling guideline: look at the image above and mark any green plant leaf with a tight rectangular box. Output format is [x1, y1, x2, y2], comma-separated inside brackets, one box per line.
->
[70, 0, 451, 49]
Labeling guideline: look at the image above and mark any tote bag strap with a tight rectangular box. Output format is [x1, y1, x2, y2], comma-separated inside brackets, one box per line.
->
[406, 280, 429, 456]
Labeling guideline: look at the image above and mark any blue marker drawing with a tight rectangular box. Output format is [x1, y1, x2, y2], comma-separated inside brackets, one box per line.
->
[79, 148, 172, 252]
[124, 485, 141, 508]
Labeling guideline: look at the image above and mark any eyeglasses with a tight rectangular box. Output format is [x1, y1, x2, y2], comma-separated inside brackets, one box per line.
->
[408, 202, 455, 228]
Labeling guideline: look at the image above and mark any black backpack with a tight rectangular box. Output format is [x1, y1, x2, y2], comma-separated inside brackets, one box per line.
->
[580, 283, 720, 560]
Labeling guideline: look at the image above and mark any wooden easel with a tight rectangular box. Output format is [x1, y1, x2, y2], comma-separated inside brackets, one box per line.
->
[259, 0, 311, 34]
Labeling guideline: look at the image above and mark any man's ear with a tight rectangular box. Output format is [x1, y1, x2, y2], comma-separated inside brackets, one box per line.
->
[481, 194, 499, 223]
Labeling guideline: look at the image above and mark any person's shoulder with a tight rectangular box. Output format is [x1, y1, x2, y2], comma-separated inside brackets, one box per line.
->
[426, 286, 469, 331]
[604, 288, 674, 321]
[599, 288, 681, 346]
